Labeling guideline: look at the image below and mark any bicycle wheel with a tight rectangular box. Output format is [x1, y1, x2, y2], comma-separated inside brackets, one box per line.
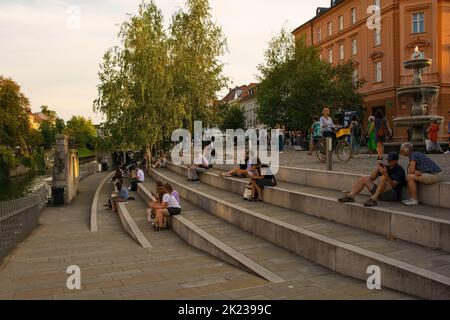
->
[315, 139, 327, 162]
[336, 139, 352, 163]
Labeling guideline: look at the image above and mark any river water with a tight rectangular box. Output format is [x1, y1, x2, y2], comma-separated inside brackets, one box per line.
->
[0, 173, 51, 202]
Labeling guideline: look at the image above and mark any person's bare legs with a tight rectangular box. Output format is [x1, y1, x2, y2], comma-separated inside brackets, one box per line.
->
[347, 167, 378, 198]
[254, 183, 263, 201]
[377, 142, 384, 159]
[406, 174, 418, 200]
[370, 175, 392, 200]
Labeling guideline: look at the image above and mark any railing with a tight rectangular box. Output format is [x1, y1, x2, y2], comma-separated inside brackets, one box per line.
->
[0, 185, 47, 261]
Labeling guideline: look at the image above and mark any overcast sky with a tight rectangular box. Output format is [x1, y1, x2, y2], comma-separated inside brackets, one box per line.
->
[0, 0, 330, 123]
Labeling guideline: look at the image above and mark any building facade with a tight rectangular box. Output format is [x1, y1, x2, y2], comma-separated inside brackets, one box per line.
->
[222, 83, 263, 129]
[293, 0, 450, 139]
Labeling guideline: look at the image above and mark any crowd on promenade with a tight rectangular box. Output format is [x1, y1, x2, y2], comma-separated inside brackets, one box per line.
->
[102, 107, 449, 232]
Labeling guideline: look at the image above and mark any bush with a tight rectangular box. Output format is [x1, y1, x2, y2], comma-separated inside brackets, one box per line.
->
[0, 146, 17, 180]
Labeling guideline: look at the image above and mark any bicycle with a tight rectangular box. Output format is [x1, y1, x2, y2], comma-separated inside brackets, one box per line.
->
[315, 127, 353, 163]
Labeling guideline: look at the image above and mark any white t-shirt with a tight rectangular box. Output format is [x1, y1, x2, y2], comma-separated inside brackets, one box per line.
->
[193, 154, 209, 167]
[163, 193, 181, 209]
[136, 169, 145, 182]
[320, 116, 334, 134]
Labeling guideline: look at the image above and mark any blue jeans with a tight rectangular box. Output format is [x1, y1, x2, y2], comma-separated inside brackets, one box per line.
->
[350, 136, 360, 155]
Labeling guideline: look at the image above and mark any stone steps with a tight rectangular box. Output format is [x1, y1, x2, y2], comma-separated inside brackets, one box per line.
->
[150, 167, 450, 299]
[138, 178, 412, 299]
[167, 162, 450, 252]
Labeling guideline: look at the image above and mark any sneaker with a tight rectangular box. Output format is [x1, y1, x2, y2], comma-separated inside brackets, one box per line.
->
[338, 195, 355, 203]
[402, 199, 419, 206]
[189, 179, 200, 184]
[364, 198, 378, 207]
[445, 151, 450, 155]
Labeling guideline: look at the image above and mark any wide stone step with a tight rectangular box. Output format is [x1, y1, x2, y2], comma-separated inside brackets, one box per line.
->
[214, 164, 450, 209]
[167, 163, 450, 252]
[151, 167, 450, 299]
[139, 179, 413, 299]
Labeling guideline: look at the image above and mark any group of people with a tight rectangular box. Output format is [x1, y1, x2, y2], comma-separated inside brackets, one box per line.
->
[339, 142, 443, 207]
[106, 163, 146, 212]
[147, 182, 181, 231]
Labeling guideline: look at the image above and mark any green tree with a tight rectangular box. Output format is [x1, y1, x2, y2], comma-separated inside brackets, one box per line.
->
[38, 106, 65, 149]
[169, 0, 228, 128]
[40, 105, 57, 121]
[94, 0, 175, 162]
[64, 116, 96, 149]
[217, 103, 246, 131]
[0, 76, 32, 148]
[256, 31, 363, 130]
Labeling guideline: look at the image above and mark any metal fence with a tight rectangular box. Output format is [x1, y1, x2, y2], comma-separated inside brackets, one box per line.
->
[0, 185, 47, 261]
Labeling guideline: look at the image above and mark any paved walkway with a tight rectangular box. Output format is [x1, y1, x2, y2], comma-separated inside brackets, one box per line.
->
[0, 172, 412, 300]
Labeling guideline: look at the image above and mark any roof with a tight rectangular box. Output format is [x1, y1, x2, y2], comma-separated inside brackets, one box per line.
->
[221, 83, 259, 104]
[292, 0, 348, 35]
[34, 112, 50, 122]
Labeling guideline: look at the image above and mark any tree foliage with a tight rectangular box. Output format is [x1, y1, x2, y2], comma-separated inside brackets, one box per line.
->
[94, 0, 228, 160]
[64, 116, 96, 149]
[0, 76, 32, 148]
[216, 103, 246, 131]
[257, 30, 364, 129]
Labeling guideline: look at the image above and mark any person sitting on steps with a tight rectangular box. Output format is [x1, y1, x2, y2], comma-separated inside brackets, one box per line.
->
[110, 181, 129, 212]
[338, 152, 406, 207]
[249, 163, 277, 202]
[219, 150, 250, 178]
[400, 142, 443, 206]
[187, 150, 209, 183]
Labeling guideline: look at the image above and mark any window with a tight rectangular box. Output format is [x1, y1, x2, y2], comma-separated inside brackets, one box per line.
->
[338, 15, 344, 31]
[328, 22, 332, 36]
[329, 49, 333, 63]
[351, 7, 357, 24]
[353, 68, 358, 85]
[375, 61, 382, 82]
[352, 38, 358, 55]
[374, 28, 381, 46]
[317, 28, 322, 42]
[339, 44, 345, 61]
[412, 13, 424, 33]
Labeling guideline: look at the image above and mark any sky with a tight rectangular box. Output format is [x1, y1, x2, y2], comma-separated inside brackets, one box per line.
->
[0, 0, 330, 123]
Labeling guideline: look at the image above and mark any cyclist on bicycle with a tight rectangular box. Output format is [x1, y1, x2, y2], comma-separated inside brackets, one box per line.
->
[320, 107, 339, 139]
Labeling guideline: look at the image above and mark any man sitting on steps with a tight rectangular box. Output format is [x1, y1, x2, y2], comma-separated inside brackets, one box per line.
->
[338, 152, 406, 207]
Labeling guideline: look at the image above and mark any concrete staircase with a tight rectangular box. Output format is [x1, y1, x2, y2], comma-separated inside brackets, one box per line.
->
[147, 163, 450, 299]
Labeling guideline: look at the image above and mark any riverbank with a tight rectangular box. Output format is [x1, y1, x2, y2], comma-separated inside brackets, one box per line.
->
[0, 173, 51, 202]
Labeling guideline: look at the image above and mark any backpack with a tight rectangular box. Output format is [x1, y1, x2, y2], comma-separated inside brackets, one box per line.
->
[354, 122, 362, 137]
[377, 119, 386, 138]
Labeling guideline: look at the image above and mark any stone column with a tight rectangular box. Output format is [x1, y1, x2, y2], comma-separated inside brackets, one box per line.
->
[52, 134, 79, 205]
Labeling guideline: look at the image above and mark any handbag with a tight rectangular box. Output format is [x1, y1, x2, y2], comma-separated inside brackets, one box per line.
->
[243, 183, 253, 201]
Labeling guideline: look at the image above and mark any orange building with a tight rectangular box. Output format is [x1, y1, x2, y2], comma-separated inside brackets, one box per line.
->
[292, 0, 450, 139]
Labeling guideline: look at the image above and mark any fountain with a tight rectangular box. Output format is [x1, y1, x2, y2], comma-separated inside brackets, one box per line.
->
[394, 47, 443, 143]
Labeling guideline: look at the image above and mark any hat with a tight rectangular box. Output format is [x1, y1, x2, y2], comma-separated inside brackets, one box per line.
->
[387, 152, 399, 161]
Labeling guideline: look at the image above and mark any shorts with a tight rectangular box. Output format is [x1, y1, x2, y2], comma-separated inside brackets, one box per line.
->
[168, 207, 181, 216]
[414, 172, 443, 185]
[256, 179, 275, 189]
[370, 185, 399, 202]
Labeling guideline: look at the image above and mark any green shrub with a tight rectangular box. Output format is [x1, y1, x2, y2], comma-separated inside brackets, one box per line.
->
[0, 146, 17, 180]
